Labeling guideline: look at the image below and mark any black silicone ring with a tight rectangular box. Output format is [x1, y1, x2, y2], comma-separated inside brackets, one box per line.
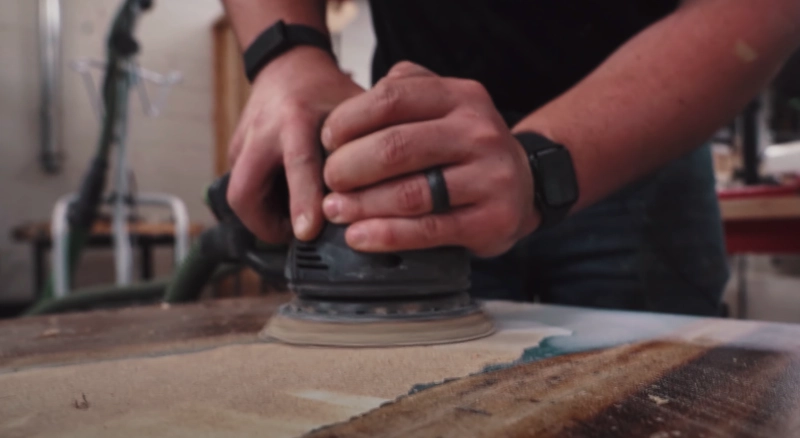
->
[426, 167, 451, 214]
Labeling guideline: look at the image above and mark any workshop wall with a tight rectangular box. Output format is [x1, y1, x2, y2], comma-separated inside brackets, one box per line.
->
[0, 0, 224, 300]
[0, 0, 376, 302]
[337, 0, 376, 89]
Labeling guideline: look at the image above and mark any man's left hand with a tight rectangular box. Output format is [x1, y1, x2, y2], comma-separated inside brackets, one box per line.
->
[320, 61, 539, 258]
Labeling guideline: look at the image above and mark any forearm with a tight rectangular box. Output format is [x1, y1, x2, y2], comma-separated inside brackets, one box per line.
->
[514, 0, 800, 213]
[221, 0, 327, 49]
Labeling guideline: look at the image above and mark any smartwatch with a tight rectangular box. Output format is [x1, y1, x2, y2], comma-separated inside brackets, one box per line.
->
[243, 20, 334, 83]
[514, 132, 579, 230]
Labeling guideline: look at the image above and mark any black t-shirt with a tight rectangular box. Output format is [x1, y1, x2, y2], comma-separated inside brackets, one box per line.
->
[368, 1, 679, 116]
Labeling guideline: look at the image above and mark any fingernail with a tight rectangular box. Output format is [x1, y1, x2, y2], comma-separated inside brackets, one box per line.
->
[321, 126, 332, 149]
[294, 214, 311, 238]
[348, 225, 368, 247]
[323, 196, 342, 222]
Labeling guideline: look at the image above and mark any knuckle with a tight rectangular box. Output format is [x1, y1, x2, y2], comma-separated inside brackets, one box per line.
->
[456, 78, 489, 99]
[375, 82, 404, 115]
[374, 223, 398, 247]
[420, 215, 442, 240]
[379, 129, 410, 167]
[396, 179, 428, 213]
[470, 122, 504, 148]
[283, 146, 317, 169]
[343, 194, 364, 219]
[490, 164, 517, 188]
[390, 60, 417, 74]
[279, 100, 316, 126]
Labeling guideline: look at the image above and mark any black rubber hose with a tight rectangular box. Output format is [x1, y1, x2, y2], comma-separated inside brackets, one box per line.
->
[23, 264, 242, 317]
[162, 227, 227, 303]
[24, 278, 168, 316]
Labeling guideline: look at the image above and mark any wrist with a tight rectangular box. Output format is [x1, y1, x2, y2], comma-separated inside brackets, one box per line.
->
[244, 19, 337, 83]
[252, 45, 343, 86]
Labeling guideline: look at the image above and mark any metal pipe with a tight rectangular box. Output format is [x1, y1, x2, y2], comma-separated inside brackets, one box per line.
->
[136, 193, 191, 265]
[38, 0, 63, 173]
[52, 193, 77, 298]
[112, 67, 135, 287]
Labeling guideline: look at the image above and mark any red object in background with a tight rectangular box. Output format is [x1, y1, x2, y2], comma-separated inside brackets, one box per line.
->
[724, 219, 800, 254]
[718, 180, 800, 200]
[719, 179, 800, 254]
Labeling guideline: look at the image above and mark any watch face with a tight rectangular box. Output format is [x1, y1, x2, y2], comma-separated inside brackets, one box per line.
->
[536, 148, 579, 208]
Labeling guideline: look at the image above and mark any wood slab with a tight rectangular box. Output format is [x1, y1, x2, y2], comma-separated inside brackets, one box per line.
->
[2, 299, 800, 437]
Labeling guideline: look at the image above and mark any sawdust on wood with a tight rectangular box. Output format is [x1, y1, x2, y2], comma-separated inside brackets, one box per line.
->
[73, 394, 90, 410]
[0, 301, 568, 438]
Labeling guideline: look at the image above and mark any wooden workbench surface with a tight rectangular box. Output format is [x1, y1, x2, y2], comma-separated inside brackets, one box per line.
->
[2, 298, 799, 437]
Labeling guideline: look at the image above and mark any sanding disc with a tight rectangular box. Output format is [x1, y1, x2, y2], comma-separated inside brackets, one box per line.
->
[260, 303, 495, 347]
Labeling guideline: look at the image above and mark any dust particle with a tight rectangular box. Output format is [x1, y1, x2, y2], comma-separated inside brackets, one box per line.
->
[40, 328, 60, 337]
[73, 394, 90, 410]
[648, 394, 669, 406]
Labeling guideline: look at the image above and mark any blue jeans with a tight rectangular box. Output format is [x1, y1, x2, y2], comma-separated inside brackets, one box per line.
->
[469, 144, 730, 316]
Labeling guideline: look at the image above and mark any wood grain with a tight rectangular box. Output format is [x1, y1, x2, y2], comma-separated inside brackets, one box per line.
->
[3, 300, 800, 437]
[306, 333, 800, 438]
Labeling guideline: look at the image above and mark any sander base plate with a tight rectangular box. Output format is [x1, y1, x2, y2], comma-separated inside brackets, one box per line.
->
[260, 302, 495, 347]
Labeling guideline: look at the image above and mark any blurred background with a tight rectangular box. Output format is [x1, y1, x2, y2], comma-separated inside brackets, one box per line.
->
[1, 0, 799, 322]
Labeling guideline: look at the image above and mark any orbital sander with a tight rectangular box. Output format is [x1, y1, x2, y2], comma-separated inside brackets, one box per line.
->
[201, 172, 494, 348]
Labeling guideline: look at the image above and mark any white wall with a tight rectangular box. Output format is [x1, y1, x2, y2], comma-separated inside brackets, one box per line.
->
[338, 0, 376, 90]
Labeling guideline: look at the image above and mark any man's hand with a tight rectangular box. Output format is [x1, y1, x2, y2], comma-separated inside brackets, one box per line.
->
[320, 61, 539, 258]
[226, 47, 363, 244]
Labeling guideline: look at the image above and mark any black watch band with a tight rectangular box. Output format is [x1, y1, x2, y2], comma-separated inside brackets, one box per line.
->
[243, 20, 334, 83]
[514, 132, 579, 231]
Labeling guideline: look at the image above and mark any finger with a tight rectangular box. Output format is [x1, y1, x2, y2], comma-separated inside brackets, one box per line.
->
[282, 121, 325, 241]
[384, 60, 436, 79]
[323, 165, 482, 223]
[227, 137, 292, 244]
[324, 119, 470, 192]
[226, 118, 251, 167]
[321, 76, 456, 152]
[344, 205, 487, 253]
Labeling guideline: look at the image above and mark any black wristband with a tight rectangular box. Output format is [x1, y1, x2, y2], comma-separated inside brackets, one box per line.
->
[243, 20, 334, 83]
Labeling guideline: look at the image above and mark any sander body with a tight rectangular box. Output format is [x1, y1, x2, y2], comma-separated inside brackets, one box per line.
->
[205, 173, 494, 347]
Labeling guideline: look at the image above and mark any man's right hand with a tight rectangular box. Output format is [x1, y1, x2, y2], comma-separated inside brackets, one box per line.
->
[226, 46, 364, 244]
